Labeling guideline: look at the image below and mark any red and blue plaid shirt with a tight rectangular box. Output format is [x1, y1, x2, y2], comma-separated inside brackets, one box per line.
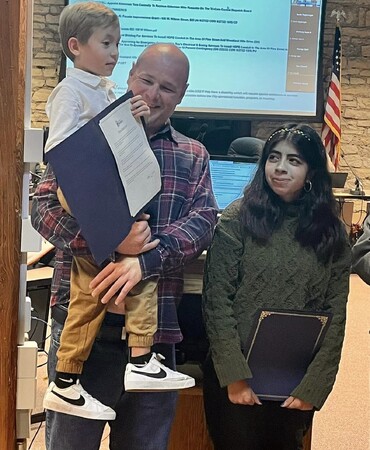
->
[31, 124, 218, 344]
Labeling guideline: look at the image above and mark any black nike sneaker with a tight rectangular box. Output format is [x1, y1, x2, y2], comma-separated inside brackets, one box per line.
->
[43, 380, 116, 420]
[124, 353, 195, 391]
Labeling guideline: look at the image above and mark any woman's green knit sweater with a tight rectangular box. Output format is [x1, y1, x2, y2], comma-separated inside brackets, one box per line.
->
[202, 200, 351, 410]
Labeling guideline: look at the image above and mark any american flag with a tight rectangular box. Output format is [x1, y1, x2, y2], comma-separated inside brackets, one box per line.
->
[322, 26, 342, 170]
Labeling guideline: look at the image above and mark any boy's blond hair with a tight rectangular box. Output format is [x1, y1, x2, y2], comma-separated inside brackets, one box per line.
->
[59, 2, 119, 61]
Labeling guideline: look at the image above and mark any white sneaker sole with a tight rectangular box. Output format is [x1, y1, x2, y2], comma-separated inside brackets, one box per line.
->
[43, 394, 116, 420]
[124, 376, 195, 392]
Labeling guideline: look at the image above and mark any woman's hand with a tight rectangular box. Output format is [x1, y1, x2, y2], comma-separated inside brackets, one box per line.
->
[227, 380, 262, 406]
[89, 256, 142, 305]
[281, 396, 314, 411]
[130, 95, 150, 120]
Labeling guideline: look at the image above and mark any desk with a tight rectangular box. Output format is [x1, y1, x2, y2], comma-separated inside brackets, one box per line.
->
[27, 266, 54, 283]
[333, 190, 370, 201]
[333, 191, 370, 234]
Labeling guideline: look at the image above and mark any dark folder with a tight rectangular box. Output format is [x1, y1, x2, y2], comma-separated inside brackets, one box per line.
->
[45, 90, 160, 265]
[244, 309, 332, 401]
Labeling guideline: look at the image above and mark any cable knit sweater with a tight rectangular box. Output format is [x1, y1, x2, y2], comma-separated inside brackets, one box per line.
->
[202, 199, 351, 410]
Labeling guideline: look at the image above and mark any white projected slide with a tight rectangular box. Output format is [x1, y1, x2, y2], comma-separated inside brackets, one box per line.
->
[67, 0, 324, 117]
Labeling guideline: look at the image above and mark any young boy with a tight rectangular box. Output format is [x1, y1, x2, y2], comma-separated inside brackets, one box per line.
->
[42, 2, 194, 421]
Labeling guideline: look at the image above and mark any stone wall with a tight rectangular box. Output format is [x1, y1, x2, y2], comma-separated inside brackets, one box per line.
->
[31, 0, 370, 189]
[32, 0, 64, 125]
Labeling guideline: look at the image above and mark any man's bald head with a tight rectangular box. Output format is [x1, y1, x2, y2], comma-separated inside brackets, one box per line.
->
[135, 43, 190, 86]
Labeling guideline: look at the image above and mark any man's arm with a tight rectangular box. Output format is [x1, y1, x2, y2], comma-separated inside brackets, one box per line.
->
[91, 191, 217, 305]
[31, 164, 91, 257]
[352, 215, 370, 285]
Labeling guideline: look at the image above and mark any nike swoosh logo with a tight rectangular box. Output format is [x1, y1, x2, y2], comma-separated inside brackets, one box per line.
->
[51, 390, 86, 406]
[130, 368, 167, 379]
[59, 377, 74, 383]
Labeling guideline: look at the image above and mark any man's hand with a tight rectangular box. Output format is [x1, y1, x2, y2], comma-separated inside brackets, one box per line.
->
[116, 213, 159, 255]
[90, 256, 142, 305]
[130, 94, 150, 120]
[281, 396, 314, 411]
[227, 380, 262, 406]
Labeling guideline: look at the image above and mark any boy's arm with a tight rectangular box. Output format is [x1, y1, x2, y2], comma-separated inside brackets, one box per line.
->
[45, 84, 82, 152]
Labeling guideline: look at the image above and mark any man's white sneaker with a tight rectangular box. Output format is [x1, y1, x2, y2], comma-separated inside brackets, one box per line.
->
[124, 353, 195, 391]
[43, 381, 116, 420]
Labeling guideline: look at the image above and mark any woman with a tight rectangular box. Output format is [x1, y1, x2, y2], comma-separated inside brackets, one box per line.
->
[202, 124, 351, 450]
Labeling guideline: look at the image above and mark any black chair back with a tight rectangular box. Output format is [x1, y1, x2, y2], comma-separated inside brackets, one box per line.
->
[227, 137, 265, 163]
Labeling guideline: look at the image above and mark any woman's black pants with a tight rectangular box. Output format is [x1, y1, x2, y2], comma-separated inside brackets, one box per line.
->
[203, 355, 314, 450]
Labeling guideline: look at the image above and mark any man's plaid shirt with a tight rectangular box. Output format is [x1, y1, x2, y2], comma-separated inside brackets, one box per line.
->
[31, 125, 218, 344]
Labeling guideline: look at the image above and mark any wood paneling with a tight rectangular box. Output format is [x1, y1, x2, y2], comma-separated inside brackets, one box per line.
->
[168, 385, 213, 450]
[0, 0, 27, 448]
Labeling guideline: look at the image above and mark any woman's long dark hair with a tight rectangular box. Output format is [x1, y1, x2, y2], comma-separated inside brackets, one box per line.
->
[240, 124, 346, 263]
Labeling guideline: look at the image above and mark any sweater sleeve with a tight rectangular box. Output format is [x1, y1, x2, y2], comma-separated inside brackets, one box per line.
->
[351, 215, 370, 285]
[202, 202, 253, 387]
[291, 239, 351, 410]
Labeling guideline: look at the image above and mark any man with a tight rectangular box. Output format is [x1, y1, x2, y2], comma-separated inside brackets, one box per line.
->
[31, 43, 218, 450]
[352, 215, 370, 285]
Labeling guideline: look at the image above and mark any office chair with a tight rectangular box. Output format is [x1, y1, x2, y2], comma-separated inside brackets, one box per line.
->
[227, 136, 265, 162]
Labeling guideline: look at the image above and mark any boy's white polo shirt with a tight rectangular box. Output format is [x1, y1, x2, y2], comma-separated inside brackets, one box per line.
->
[45, 67, 116, 152]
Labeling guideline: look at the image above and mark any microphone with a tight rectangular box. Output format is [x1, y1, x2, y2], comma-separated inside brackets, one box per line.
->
[350, 177, 365, 196]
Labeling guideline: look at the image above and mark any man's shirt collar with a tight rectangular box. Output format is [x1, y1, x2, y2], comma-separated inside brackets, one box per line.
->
[150, 121, 178, 144]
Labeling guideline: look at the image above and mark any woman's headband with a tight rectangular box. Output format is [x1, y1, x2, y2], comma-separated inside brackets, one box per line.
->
[267, 128, 311, 142]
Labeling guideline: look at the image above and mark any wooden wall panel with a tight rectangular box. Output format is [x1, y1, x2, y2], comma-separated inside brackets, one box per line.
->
[0, 0, 27, 448]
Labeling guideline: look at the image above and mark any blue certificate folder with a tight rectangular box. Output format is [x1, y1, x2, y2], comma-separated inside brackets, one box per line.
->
[45, 90, 157, 265]
[244, 309, 332, 401]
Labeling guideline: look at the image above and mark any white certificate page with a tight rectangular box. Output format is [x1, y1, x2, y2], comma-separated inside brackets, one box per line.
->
[99, 99, 161, 216]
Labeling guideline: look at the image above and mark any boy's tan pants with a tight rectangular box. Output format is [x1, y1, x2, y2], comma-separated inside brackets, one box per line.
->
[56, 188, 158, 374]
